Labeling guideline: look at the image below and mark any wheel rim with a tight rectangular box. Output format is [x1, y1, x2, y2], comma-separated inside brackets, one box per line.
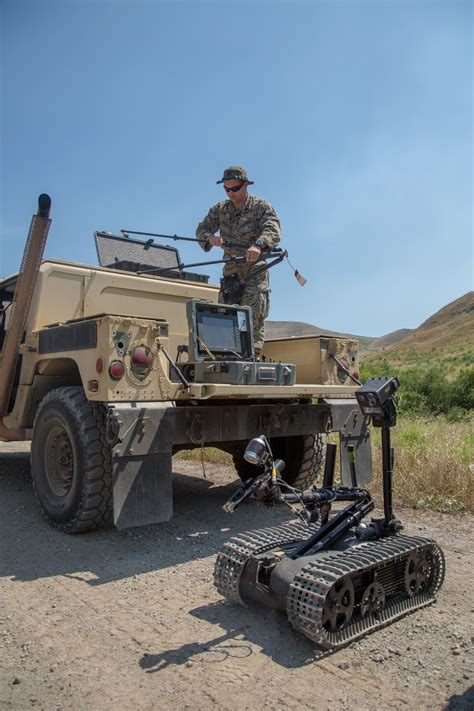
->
[44, 425, 74, 497]
[322, 576, 354, 632]
[404, 550, 435, 597]
[360, 581, 386, 618]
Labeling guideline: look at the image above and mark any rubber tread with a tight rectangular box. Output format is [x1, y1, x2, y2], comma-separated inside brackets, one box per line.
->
[287, 535, 445, 649]
[214, 520, 319, 604]
[214, 526, 445, 649]
[31, 386, 113, 533]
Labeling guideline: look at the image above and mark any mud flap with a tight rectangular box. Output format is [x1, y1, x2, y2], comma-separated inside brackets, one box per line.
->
[112, 454, 172, 529]
[109, 403, 175, 529]
[323, 398, 372, 485]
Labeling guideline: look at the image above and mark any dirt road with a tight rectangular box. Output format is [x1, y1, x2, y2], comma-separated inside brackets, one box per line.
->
[0, 442, 472, 710]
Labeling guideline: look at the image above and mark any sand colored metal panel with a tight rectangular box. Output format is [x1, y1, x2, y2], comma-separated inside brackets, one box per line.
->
[262, 335, 359, 386]
[23, 259, 219, 360]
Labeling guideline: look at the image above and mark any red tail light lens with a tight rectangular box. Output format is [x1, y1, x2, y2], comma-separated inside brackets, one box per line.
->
[130, 346, 154, 380]
[131, 346, 154, 366]
[336, 357, 349, 382]
[109, 360, 125, 380]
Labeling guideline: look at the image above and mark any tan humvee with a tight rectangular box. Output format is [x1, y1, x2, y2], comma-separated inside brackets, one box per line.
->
[0, 201, 370, 533]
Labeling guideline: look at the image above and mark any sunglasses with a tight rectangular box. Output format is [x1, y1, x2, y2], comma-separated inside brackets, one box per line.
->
[224, 182, 245, 193]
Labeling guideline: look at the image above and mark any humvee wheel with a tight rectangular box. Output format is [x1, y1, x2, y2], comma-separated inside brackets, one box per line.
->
[31, 387, 112, 533]
[232, 434, 325, 490]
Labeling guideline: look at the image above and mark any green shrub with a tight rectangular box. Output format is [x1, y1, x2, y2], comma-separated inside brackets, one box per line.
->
[398, 390, 429, 416]
[445, 407, 469, 423]
[451, 368, 474, 410]
[360, 361, 474, 417]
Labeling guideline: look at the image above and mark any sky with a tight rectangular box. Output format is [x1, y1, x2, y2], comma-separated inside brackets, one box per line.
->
[1, 0, 472, 337]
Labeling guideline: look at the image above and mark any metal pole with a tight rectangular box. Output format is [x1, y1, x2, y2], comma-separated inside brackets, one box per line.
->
[0, 195, 52, 417]
[322, 443, 337, 488]
[381, 425, 394, 524]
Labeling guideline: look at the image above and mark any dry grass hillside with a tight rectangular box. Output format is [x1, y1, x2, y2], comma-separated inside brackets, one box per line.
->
[362, 292, 474, 374]
[266, 292, 473, 372]
[265, 321, 375, 351]
[367, 328, 414, 351]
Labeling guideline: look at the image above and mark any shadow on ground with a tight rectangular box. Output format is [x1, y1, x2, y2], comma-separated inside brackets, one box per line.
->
[445, 686, 474, 710]
[0, 451, 294, 586]
[139, 600, 325, 671]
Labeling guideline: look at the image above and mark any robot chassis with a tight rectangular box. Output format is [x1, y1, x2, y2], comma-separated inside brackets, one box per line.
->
[214, 377, 445, 650]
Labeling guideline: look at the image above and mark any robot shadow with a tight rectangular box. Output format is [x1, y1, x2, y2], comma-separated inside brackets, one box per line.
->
[139, 600, 328, 672]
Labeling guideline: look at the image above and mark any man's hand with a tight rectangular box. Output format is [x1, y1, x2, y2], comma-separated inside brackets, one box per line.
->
[246, 244, 262, 263]
[208, 235, 223, 248]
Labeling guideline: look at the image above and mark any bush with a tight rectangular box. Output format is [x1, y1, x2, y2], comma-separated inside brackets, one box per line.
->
[360, 361, 474, 417]
[451, 368, 474, 410]
[398, 390, 429, 416]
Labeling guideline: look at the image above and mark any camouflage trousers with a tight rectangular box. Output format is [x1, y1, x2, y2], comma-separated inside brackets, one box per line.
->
[218, 279, 270, 353]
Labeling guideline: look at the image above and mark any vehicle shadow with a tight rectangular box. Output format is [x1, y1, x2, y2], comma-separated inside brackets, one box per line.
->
[0, 451, 295, 586]
[444, 686, 474, 710]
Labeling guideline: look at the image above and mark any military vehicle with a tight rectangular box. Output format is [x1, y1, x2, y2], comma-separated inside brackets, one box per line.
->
[214, 376, 445, 649]
[0, 195, 369, 533]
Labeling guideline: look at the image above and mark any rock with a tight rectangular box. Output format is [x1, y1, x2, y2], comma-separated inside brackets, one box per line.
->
[338, 662, 350, 670]
[12, 676, 22, 685]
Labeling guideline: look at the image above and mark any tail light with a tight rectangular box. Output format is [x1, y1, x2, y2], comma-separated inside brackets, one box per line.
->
[130, 346, 154, 380]
[131, 346, 154, 366]
[109, 360, 125, 380]
[336, 357, 349, 382]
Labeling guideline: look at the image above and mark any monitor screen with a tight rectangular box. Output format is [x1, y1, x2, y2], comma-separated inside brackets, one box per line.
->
[198, 312, 242, 352]
[190, 301, 252, 359]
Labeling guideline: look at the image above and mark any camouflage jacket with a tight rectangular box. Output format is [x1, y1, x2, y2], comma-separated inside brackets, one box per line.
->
[196, 194, 281, 281]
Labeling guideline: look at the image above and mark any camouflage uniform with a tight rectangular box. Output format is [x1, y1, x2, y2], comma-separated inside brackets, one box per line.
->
[196, 193, 281, 352]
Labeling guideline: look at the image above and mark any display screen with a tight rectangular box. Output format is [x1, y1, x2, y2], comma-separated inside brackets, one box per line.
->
[198, 312, 242, 353]
[188, 300, 253, 360]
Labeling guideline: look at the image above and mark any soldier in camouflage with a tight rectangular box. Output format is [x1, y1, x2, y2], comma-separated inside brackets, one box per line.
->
[196, 166, 281, 354]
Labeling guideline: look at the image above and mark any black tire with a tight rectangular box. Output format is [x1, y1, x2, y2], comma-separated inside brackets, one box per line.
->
[31, 387, 112, 533]
[232, 434, 326, 490]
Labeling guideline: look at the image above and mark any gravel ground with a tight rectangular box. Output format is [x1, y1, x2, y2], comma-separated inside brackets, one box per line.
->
[0, 442, 473, 710]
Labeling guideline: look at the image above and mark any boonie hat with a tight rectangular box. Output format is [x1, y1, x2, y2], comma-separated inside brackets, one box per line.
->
[216, 166, 254, 184]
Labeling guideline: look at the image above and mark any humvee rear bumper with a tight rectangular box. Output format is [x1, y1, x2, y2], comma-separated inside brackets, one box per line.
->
[109, 399, 371, 530]
[179, 383, 359, 400]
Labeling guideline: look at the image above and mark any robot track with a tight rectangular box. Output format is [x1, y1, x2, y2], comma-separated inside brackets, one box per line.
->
[214, 520, 319, 604]
[214, 526, 445, 650]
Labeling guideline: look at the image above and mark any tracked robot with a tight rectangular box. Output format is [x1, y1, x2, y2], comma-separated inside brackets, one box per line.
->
[214, 377, 445, 650]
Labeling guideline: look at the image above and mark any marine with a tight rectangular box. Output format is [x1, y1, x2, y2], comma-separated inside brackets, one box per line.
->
[196, 166, 281, 354]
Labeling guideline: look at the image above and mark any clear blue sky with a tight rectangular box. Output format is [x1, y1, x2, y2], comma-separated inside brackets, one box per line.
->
[1, 0, 472, 336]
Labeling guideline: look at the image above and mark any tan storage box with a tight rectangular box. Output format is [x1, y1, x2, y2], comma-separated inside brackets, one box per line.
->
[262, 335, 359, 386]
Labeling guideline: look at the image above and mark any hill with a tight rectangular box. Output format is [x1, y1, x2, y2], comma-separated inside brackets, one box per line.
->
[265, 320, 375, 352]
[367, 328, 414, 351]
[362, 292, 474, 375]
[265, 322, 411, 354]
[266, 292, 473, 373]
